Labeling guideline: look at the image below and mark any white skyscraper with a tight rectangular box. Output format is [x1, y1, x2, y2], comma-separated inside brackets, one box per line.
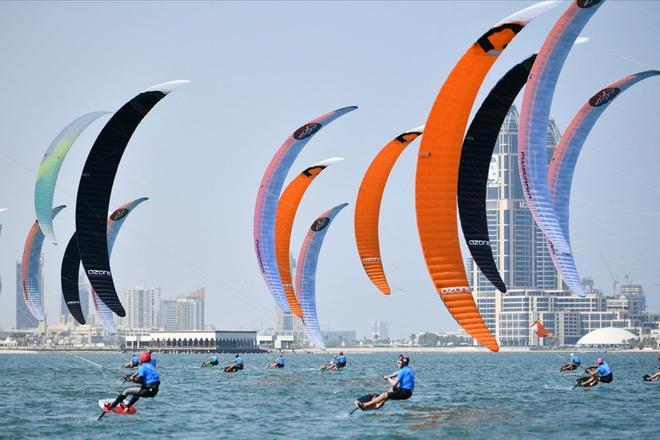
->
[123, 286, 159, 330]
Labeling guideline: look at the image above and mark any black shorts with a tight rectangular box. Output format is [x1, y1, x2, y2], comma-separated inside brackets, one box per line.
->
[599, 374, 613, 383]
[336, 362, 346, 369]
[276, 363, 284, 368]
[210, 361, 219, 366]
[387, 388, 412, 400]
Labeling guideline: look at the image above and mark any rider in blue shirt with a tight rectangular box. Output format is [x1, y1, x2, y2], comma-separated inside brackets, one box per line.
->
[203, 354, 219, 367]
[106, 351, 160, 412]
[225, 354, 244, 372]
[571, 354, 581, 366]
[269, 352, 285, 368]
[356, 354, 414, 410]
[582, 358, 613, 387]
[336, 352, 347, 369]
[121, 353, 140, 368]
[560, 353, 581, 371]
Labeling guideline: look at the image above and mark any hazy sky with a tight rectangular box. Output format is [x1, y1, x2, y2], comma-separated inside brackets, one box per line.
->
[1, 1, 660, 338]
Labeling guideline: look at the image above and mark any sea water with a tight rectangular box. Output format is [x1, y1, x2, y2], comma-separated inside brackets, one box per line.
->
[0, 352, 657, 439]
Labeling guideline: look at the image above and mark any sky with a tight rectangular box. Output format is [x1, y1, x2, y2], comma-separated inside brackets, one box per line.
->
[1, 1, 660, 339]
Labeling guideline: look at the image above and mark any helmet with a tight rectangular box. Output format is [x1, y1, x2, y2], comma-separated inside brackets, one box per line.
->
[596, 358, 603, 365]
[235, 354, 240, 358]
[139, 351, 151, 363]
[339, 352, 344, 355]
[570, 353, 574, 357]
[400, 354, 410, 365]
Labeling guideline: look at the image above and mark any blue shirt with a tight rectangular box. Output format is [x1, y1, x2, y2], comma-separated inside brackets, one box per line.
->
[235, 357, 243, 365]
[210, 355, 218, 363]
[138, 362, 160, 385]
[131, 355, 139, 363]
[277, 356, 285, 365]
[596, 362, 612, 377]
[571, 355, 581, 365]
[397, 366, 415, 390]
[337, 355, 346, 364]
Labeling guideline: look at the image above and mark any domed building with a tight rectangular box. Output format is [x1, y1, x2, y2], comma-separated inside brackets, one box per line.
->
[576, 327, 638, 349]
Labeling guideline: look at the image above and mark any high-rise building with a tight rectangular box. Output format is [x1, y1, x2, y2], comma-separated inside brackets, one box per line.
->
[371, 320, 388, 341]
[159, 299, 177, 331]
[470, 106, 563, 295]
[175, 288, 205, 331]
[123, 286, 159, 330]
[15, 258, 41, 329]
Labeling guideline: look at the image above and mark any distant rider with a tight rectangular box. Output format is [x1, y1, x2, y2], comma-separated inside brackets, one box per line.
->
[202, 354, 219, 367]
[643, 355, 660, 381]
[560, 353, 581, 371]
[121, 353, 139, 369]
[356, 354, 414, 410]
[336, 352, 347, 369]
[106, 351, 160, 412]
[268, 352, 285, 369]
[224, 354, 244, 372]
[581, 358, 613, 387]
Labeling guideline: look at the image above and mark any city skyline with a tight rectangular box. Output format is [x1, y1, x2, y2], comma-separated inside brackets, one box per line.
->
[1, 2, 660, 339]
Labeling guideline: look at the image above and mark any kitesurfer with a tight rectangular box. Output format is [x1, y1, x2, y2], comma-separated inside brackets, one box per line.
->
[121, 353, 139, 369]
[324, 354, 338, 371]
[579, 358, 613, 387]
[202, 354, 219, 368]
[356, 354, 414, 410]
[224, 354, 244, 373]
[268, 352, 285, 369]
[105, 351, 160, 412]
[560, 353, 581, 372]
[643, 356, 660, 381]
[335, 352, 347, 369]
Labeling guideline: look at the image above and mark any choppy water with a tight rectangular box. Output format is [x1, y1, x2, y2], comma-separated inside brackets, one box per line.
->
[0, 352, 658, 439]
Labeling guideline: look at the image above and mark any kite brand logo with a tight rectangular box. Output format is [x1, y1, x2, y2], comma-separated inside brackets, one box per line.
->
[311, 217, 330, 231]
[302, 165, 324, 178]
[577, 0, 602, 9]
[66, 301, 80, 305]
[468, 240, 490, 247]
[282, 283, 293, 288]
[110, 208, 129, 221]
[589, 87, 620, 107]
[362, 257, 382, 263]
[441, 286, 472, 294]
[293, 123, 322, 140]
[87, 269, 112, 277]
[518, 151, 532, 199]
[476, 23, 524, 55]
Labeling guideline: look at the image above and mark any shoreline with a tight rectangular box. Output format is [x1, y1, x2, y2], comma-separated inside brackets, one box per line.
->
[1, 347, 657, 355]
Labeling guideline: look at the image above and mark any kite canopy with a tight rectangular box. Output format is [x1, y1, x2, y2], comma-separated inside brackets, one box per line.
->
[517, 0, 604, 258]
[35, 111, 109, 245]
[458, 55, 536, 293]
[22, 205, 66, 321]
[415, 2, 556, 352]
[296, 203, 348, 350]
[254, 107, 356, 313]
[275, 158, 342, 317]
[355, 127, 423, 295]
[530, 320, 553, 337]
[546, 70, 660, 296]
[75, 81, 188, 317]
[62, 198, 148, 329]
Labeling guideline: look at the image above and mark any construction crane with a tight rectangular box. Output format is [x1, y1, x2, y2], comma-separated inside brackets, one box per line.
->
[600, 254, 619, 296]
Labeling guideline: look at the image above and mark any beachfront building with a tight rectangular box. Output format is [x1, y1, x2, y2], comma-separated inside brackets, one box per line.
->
[575, 327, 638, 349]
[124, 330, 260, 353]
